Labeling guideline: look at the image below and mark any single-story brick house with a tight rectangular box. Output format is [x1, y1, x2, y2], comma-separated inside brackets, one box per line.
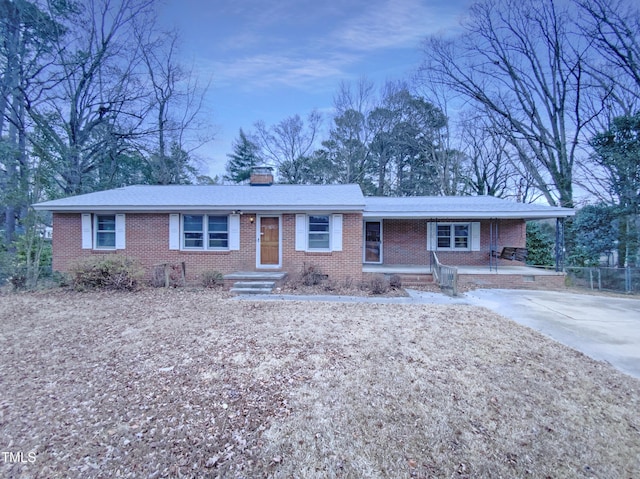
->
[33, 169, 574, 287]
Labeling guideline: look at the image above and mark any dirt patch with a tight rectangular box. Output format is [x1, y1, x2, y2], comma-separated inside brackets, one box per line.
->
[1, 289, 638, 478]
[276, 282, 408, 297]
[277, 273, 409, 297]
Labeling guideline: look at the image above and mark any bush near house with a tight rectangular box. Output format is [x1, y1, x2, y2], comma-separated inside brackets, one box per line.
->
[201, 270, 224, 288]
[70, 255, 143, 291]
[368, 274, 390, 294]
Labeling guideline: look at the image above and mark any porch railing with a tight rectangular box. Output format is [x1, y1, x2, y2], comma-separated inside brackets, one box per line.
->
[430, 251, 459, 296]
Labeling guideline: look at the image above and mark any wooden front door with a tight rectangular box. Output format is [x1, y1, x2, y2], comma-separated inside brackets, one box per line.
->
[259, 216, 280, 266]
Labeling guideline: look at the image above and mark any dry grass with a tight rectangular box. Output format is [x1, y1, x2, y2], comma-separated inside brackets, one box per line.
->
[0, 288, 638, 478]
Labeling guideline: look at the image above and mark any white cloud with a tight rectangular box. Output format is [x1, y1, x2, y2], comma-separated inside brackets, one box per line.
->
[181, 0, 469, 92]
[205, 52, 358, 91]
[332, 0, 463, 51]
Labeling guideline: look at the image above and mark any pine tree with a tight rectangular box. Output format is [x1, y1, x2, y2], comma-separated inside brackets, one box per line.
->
[224, 129, 262, 183]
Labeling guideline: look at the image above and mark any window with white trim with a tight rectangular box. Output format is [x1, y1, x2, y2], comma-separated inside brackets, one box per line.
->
[183, 215, 204, 248]
[95, 215, 116, 249]
[308, 215, 330, 250]
[182, 214, 229, 250]
[208, 216, 229, 248]
[436, 223, 470, 250]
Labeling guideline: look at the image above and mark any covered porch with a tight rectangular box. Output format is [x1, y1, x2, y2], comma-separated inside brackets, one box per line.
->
[362, 263, 563, 276]
[362, 262, 567, 291]
[361, 195, 574, 291]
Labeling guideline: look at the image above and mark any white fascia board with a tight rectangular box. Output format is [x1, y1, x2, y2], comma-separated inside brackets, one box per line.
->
[363, 210, 575, 219]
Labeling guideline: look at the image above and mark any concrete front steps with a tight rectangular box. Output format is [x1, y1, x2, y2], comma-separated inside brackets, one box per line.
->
[230, 281, 276, 294]
[224, 271, 287, 295]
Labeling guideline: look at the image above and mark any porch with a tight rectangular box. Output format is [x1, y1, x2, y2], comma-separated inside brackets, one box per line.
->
[362, 263, 563, 276]
[362, 263, 567, 291]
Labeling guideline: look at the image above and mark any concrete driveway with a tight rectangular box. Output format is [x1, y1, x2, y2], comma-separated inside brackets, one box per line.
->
[464, 289, 640, 379]
[239, 287, 640, 379]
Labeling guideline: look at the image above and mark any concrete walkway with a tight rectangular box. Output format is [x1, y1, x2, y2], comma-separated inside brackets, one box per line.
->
[236, 288, 640, 379]
[234, 289, 467, 305]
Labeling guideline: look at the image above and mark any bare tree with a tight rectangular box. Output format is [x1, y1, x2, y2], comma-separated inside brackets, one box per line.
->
[333, 76, 376, 125]
[422, 0, 593, 207]
[458, 113, 511, 197]
[27, 0, 156, 195]
[253, 111, 322, 184]
[136, 28, 213, 184]
[577, 0, 640, 105]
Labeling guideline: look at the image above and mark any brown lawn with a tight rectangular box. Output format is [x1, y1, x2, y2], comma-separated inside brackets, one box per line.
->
[0, 288, 638, 478]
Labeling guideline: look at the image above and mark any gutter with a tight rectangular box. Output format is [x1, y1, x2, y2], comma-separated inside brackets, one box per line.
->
[362, 210, 575, 220]
[33, 204, 366, 213]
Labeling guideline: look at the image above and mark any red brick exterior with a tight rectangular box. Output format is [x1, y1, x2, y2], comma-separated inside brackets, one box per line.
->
[381, 219, 430, 265]
[52, 212, 363, 282]
[380, 218, 526, 267]
[280, 213, 363, 281]
[52, 213, 531, 285]
[458, 273, 566, 290]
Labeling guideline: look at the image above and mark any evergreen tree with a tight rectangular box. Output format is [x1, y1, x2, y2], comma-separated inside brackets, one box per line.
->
[591, 114, 640, 266]
[526, 222, 555, 267]
[567, 204, 618, 266]
[224, 129, 262, 183]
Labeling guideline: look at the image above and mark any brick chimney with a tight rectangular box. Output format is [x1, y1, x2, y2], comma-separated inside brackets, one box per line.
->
[249, 166, 274, 186]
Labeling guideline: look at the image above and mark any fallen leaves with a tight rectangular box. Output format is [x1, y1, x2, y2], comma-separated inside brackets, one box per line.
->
[0, 288, 639, 478]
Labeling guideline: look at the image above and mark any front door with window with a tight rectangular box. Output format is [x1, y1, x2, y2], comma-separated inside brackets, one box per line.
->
[258, 216, 280, 267]
[364, 221, 382, 263]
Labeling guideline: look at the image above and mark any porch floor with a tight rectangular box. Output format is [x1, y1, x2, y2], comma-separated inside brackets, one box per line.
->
[362, 264, 564, 276]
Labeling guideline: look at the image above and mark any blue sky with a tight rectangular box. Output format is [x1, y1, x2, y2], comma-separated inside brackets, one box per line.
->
[158, 0, 471, 177]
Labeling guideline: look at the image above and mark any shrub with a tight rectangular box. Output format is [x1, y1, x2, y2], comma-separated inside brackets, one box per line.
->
[369, 274, 389, 295]
[201, 270, 224, 288]
[8, 267, 27, 291]
[70, 255, 143, 291]
[389, 274, 402, 289]
[52, 271, 70, 288]
[300, 263, 326, 286]
[323, 279, 338, 292]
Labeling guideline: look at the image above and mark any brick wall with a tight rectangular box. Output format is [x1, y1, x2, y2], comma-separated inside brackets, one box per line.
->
[52, 213, 84, 273]
[459, 273, 566, 290]
[281, 213, 363, 281]
[52, 212, 363, 283]
[382, 219, 430, 265]
[52, 213, 530, 282]
[381, 218, 526, 267]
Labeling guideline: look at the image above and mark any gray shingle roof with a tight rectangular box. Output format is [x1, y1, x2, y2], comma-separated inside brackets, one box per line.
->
[33, 185, 574, 219]
[364, 195, 574, 219]
[32, 184, 366, 212]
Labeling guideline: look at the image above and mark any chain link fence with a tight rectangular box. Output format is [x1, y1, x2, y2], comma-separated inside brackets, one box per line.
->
[565, 267, 640, 294]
